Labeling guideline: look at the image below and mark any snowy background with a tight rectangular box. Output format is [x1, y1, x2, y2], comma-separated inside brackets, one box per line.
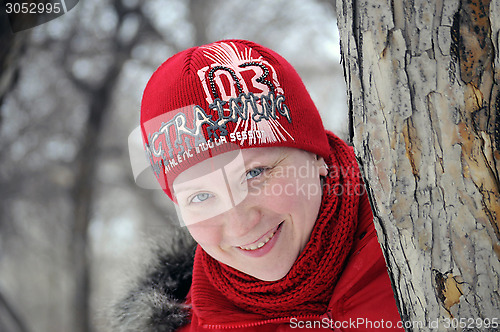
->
[0, 1, 346, 331]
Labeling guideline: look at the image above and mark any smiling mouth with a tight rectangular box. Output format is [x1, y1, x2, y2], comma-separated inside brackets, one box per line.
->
[238, 222, 284, 251]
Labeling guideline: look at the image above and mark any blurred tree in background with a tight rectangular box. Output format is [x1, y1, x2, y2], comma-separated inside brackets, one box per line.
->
[0, 0, 343, 331]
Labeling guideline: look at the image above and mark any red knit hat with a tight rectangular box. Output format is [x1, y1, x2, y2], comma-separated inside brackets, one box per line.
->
[140, 40, 330, 199]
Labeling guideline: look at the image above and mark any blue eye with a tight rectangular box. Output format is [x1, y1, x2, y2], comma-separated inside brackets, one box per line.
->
[190, 193, 212, 203]
[245, 167, 265, 180]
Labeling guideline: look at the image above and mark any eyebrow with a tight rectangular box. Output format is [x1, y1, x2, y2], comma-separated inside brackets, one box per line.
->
[242, 149, 288, 167]
[173, 182, 206, 194]
[173, 174, 219, 193]
[174, 149, 290, 193]
[173, 165, 225, 193]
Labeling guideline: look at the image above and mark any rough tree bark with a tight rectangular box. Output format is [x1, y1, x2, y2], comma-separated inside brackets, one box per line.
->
[337, 0, 499, 330]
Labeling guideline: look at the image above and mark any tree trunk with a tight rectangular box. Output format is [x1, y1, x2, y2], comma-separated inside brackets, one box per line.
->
[0, 11, 28, 130]
[337, 0, 500, 330]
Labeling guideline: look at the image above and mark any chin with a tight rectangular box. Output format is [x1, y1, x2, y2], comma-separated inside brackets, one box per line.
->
[242, 264, 292, 281]
[258, 273, 288, 282]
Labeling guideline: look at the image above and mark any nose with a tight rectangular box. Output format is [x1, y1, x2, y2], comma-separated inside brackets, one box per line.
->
[222, 199, 261, 240]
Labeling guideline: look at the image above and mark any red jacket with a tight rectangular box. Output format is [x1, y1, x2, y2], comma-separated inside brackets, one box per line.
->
[178, 194, 403, 331]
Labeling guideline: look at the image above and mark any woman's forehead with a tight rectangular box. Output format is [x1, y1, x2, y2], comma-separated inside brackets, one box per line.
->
[242, 146, 289, 160]
[172, 147, 299, 185]
[241, 146, 312, 165]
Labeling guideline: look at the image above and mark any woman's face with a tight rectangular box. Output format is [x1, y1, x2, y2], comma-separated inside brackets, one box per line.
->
[173, 147, 327, 281]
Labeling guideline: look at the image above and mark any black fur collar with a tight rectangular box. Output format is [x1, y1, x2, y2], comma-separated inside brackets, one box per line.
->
[109, 231, 196, 332]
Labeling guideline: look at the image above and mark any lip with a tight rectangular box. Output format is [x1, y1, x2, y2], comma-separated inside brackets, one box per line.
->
[240, 223, 280, 247]
[236, 221, 284, 258]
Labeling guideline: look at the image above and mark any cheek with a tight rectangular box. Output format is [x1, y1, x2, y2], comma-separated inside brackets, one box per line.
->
[258, 177, 322, 211]
[187, 222, 223, 247]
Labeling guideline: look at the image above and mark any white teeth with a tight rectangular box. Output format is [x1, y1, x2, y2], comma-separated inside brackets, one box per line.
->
[239, 230, 276, 251]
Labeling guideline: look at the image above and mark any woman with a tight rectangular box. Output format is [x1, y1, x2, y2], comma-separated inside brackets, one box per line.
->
[112, 40, 402, 331]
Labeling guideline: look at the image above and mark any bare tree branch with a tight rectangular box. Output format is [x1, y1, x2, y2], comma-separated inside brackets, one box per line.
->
[70, 2, 174, 330]
[0, 288, 29, 332]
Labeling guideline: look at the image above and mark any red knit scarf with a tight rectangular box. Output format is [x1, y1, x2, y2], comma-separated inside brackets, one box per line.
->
[191, 133, 362, 319]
